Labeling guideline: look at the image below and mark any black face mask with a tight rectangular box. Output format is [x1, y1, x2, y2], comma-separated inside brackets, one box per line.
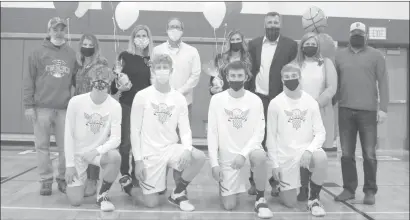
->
[230, 42, 242, 52]
[81, 47, 95, 57]
[91, 80, 109, 91]
[350, 35, 365, 49]
[303, 46, 318, 57]
[228, 80, 245, 91]
[284, 79, 299, 91]
[265, 27, 280, 42]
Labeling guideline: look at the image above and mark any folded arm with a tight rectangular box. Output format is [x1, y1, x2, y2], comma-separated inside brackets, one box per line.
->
[306, 102, 326, 152]
[240, 99, 265, 158]
[318, 58, 338, 107]
[178, 98, 193, 151]
[266, 101, 280, 168]
[96, 103, 122, 154]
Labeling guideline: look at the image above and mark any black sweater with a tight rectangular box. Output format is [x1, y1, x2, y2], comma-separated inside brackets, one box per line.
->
[111, 51, 151, 107]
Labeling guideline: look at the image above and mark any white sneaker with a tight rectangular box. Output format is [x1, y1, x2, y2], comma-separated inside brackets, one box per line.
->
[254, 198, 273, 219]
[168, 189, 195, 212]
[97, 192, 115, 212]
[308, 199, 326, 217]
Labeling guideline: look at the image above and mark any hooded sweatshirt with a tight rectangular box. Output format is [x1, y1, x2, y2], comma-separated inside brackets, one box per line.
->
[23, 39, 77, 110]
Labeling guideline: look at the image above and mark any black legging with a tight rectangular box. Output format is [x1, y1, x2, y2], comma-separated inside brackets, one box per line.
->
[118, 103, 135, 177]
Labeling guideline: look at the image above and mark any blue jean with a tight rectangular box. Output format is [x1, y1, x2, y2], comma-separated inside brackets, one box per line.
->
[338, 107, 378, 194]
[33, 108, 66, 182]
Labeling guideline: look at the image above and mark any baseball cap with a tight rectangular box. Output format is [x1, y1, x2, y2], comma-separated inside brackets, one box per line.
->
[350, 22, 366, 33]
[47, 17, 67, 30]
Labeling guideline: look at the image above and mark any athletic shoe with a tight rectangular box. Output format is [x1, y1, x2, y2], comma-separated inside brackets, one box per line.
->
[97, 192, 115, 212]
[40, 181, 53, 196]
[363, 192, 375, 205]
[56, 178, 67, 194]
[168, 189, 195, 212]
[334, 189, 355, 201]
[297, 186, 309, 201]
[84, 179, 97, 197]
[119, 175, 133, 196]
[307, 199, 326, 217]
[254, 198, 273, 219]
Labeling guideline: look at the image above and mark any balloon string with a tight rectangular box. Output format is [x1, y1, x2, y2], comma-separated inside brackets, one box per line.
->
[221, 23, 227, 54]
[66, 18, 71, 46]
[110, 1, 118, 57]
[214, 28, 217, 57]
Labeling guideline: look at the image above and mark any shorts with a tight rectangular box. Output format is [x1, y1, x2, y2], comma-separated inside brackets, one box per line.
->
[219, 148, 263, 197]
[140, 144, 186, 195]
[278, 148, 325, 191]
[68, 154, 102, 187]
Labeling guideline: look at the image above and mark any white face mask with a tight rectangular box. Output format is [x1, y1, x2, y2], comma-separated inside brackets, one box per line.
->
[155, 70, 170, 84]
[167, 29, 183, 42]
[134, 37, 149, 49]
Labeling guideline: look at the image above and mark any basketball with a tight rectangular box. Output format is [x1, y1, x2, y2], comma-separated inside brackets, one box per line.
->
[302, 6, 328, 33]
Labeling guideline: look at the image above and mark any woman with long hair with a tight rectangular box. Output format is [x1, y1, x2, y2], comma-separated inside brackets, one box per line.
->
[74, 33, 109, 197]
[110, 25, 154, 196]
[293, 32, 337, 202]
[206, 30, 253, 95]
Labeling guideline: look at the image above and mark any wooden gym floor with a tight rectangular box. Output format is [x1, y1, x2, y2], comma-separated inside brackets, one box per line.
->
[1, 145, 409, 220]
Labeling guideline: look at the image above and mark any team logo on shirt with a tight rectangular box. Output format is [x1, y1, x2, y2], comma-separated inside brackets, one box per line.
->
[45, 59, 70, 78]
[151, 103, 175, 124]
[225, 108, 249, 129]
[285, 109, 308, 130]
[84, 113, 109, 134]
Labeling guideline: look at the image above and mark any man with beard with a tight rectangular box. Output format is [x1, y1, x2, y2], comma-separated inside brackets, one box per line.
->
[23, 17, 77, 196]
[334, 22, 389, 205]
[247, 12, 298, 197]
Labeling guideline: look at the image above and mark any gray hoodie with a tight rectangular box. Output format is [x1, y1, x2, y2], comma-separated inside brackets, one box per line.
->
[23, 39, 77, 110]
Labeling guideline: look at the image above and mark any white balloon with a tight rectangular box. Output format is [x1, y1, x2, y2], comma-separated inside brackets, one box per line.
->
[115, 2, 140, 31]
[203, 2, 226, 29]
[75, 2, 92, 18]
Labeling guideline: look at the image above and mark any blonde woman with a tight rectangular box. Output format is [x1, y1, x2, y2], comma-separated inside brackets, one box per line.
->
[74, 33, 109, 197]
[293, 32, 337, 201]
[208, 30, 253, 95]
[110, 25, 154, 196]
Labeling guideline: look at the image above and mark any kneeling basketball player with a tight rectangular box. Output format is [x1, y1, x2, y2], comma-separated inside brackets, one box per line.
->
[208, 61, 273, 219]
[266, 63, 328, 217]
[64, 64, 122, 212]
[130, 54, 206, 211]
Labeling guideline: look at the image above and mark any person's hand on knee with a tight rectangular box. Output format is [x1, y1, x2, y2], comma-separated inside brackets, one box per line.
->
[231, 154, 245, 170]
[212, 166, 223, 182]
[178, 149, 192, 170]
[65, 167, 78, 185]
[272, 167, 282, 182]
[82, 150, 99, 163]
[300, 150, 313, 169]
[135, 160, 146, 181]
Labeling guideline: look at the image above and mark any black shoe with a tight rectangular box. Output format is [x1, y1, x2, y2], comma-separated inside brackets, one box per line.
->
[297, 186, 309, 201]
[363, 192, 375, 205]
[335, 189, 355, 201]
[269, 177, 280, 197]
[119, 175, 133, 196]
[40, 181, 53, 196]
[56, 178, 67, 194]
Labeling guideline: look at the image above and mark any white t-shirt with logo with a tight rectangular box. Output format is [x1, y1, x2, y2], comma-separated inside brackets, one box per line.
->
[207, 90, 265, 168]
[64, 93, 122, 167]
[130, 86, 193, 161]
[266, 91, 326, 168]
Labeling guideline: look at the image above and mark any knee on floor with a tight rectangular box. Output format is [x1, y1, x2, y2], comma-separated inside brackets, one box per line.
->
[67, 194, 84, 207]
[279, 191, 297, 208]
[144, 195, 160, 208]
[222, 198, 237, 211]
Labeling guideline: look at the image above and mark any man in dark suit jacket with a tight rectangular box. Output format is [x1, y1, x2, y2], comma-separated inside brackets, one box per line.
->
[247, 11, 298, 197]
